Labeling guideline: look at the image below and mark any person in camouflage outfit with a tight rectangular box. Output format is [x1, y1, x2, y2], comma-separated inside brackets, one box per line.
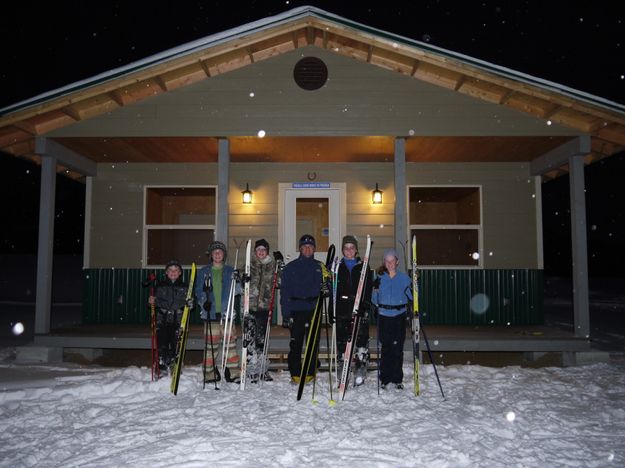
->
[245, 239, 282, 382]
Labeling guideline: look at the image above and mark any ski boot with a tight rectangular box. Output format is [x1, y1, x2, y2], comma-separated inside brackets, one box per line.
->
[224, 367, 241, 384]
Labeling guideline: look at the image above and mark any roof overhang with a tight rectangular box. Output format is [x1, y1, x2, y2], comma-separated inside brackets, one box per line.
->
[1, 6, 623, 181]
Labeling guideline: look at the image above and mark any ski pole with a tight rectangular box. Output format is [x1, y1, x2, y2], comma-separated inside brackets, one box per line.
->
[324, 296, 335, 405]
[143, 272, 158, 382]
[421, 324, 445, 399]
[375, 307, 380, 395]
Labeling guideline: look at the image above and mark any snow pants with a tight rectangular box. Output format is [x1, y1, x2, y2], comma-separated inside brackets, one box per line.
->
[378, 312, 407, 385]
[336, 312, 370, 376]
[156, 309, 183, 365]
[202, 321, 241, 382]
[288, 309, 316, 378]
[242, 309, 270, 376]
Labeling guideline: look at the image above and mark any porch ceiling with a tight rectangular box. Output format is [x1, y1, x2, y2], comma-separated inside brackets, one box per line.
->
[52, 135, 573, 167]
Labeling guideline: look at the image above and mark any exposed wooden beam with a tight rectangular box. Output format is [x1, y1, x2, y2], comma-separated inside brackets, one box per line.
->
[306, 26, 315, 45]
[542, 104, 562, 119]
[410, 59, 420, 76]
[530, 136, 591, 176]
[108, 90, 126, 107]
[11, 120, 37, 135]
[35, 137, 97, 176]
[0, 126, 32, 148]
[154, 75, 168, 92]
[246, 47, 255, 63]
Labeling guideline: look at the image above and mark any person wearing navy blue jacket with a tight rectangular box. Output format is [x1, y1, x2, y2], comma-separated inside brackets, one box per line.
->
[372, 248, 412, 389]
[280, 234, 327, 383]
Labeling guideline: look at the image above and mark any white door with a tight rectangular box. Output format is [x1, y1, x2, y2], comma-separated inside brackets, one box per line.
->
[279, 183, 346, 264]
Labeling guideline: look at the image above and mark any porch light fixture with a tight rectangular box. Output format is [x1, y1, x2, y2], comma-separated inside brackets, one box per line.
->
[241, 183, 253, 204]
[372, 183, 383, 204]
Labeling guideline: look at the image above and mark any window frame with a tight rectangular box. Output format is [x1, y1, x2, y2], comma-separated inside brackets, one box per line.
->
[406, 184, 483, 269]
[142, 184, 218, 268]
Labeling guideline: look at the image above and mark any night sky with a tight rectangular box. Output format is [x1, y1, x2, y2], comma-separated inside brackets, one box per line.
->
[1, 1, 623, 276]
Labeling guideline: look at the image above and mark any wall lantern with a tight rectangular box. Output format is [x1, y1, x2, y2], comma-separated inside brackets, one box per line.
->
[241, 183, 253, 204]
[372, 183, 383, 204]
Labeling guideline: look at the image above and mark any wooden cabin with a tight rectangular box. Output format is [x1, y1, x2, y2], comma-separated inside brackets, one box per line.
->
[2, 6, 624, 359]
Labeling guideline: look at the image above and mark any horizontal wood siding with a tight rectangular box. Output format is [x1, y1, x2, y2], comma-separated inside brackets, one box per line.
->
[406, 162, 539, 268]
[90, 163, 218, 268]
[50, 47, 576, 138]
[230, 162, 394, 267]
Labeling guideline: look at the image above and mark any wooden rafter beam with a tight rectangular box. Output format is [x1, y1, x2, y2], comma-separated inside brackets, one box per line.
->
[530, 136, 591, 176]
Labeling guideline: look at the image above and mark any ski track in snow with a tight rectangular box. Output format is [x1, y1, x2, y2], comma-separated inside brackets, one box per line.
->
[1, 361, 624, 467]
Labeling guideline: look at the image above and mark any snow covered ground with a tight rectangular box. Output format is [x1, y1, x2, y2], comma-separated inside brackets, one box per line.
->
[1, 351, 624, 467]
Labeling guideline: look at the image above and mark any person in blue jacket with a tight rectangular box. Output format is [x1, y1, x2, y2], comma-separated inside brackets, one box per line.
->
[372, 248, 412, 389]
[280, 234, 329, 383]
[195, 241, 242, 384]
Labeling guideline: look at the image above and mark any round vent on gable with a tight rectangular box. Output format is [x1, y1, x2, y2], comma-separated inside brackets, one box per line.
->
[293, 57, 328, 90]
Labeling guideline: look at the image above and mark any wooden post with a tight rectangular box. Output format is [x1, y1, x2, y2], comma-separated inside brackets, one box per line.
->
[568, 154, 590, 339]
[35, 155, 57, 334]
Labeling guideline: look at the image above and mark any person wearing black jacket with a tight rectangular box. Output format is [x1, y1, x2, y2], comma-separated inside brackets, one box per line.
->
[331, 235, 373, 386]
[148, 260, 192, 373]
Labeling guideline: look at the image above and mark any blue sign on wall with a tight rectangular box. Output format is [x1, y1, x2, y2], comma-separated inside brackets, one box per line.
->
[292, 182, 331, 188]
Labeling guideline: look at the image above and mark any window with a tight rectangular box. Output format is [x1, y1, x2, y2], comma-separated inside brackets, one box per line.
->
[408, 186, 481, 267]
[144, 186, 216, 266]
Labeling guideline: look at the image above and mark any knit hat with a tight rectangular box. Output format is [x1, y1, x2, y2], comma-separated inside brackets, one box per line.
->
[341, 235, 358, 251]
[206, 241, 228, 261]
[299, 234, 316, 248]
[383, 248, 398, 260]
[165, 259, 182, 271]
[255, 238, 270, 251]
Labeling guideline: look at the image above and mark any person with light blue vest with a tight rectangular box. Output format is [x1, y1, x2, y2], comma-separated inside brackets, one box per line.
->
[371, 248, 412, 389]
[195, 241, 242, 383]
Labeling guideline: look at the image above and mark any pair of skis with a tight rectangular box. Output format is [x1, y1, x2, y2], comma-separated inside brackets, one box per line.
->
[410, 235, 445, 399]
[296, 235, 372, 402]
[218, 248, 240, 382]
[296, 244, 336, 401]
[337, 234, 372, 401]
[240, 240, 252, 390]
[258, 253, 284, 384]
[170, 263, 197, 395]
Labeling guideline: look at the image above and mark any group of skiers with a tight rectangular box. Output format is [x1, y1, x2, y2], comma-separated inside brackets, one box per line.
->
[148, 234, 414, 391]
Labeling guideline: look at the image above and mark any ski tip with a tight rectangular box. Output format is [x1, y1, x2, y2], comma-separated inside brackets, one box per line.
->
[312, 399, 319, 405]
[328, 399, 336, 407]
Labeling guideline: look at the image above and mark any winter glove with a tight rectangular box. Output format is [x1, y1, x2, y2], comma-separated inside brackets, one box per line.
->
[372, 277, 381, 289]
[200, 308, 208, 321]
[320, 282, 330, 298]
[186, 297, 196, 309]
[241, 273, 251, 283]
[273, 250, 284, 263]
[232, 269, 241, 282]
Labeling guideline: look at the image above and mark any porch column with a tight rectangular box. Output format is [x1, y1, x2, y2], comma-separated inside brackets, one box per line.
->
[569, 154, 590, 338]
[217, 138, 229, 243]
[394, 137, 407, 255]
[35, 154, 57, 334]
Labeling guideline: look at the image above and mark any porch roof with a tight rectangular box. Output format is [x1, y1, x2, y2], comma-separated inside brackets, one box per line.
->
[0, 6, 623, 181]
